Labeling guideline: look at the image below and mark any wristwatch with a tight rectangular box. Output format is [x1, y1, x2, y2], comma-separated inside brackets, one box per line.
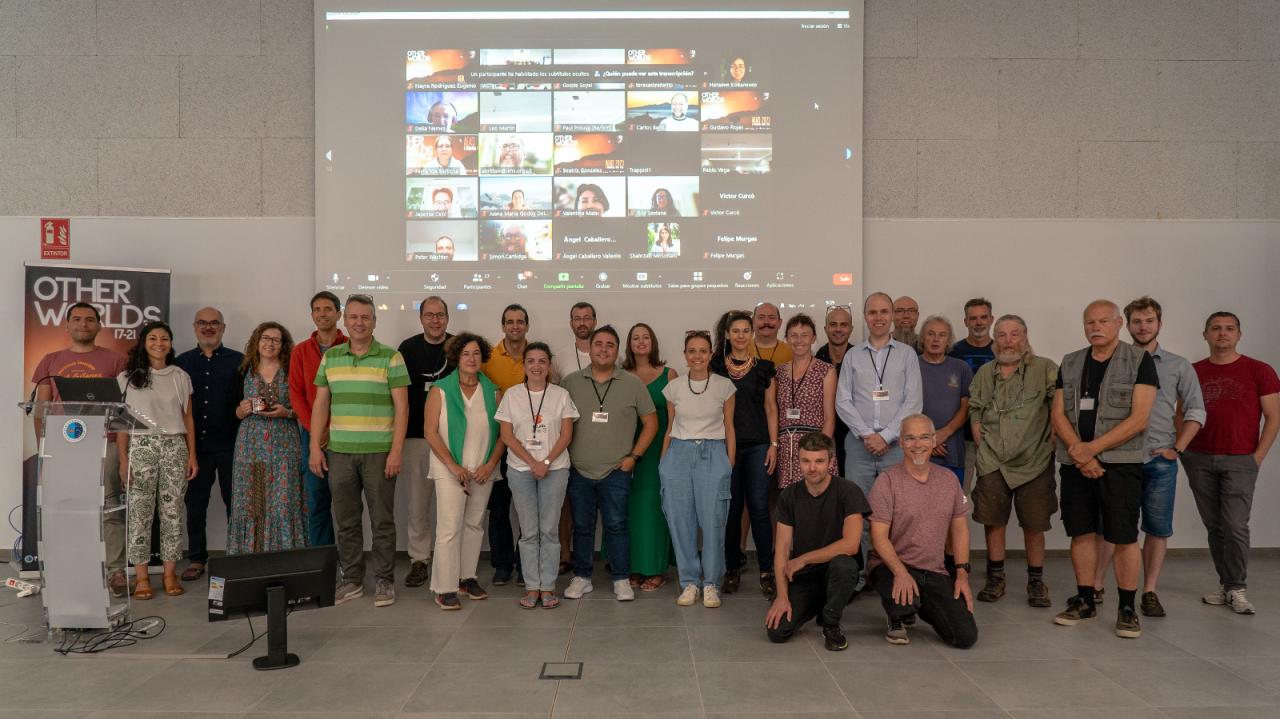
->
[541, 459, 551, 466]
[953, 562, 972, 573]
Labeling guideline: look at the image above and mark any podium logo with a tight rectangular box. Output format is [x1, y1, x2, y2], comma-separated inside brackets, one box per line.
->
[62, 418, 87, 443]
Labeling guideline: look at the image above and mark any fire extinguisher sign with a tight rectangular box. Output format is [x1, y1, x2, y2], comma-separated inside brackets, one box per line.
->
[39, 218, 70, 260]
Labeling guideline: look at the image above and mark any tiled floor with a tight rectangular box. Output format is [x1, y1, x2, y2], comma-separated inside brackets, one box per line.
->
[1, 555, 1278, 718]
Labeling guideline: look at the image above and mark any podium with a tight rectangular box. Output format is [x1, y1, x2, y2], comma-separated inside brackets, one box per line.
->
[22, 400, 156, 630]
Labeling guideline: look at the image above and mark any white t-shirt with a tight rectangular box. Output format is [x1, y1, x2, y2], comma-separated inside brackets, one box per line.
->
[662, 374, 736, 440]
[658, 116, 699, 131]
[494, 382, 581, 471]
[553, 345, 592, 383]
[118, 365, 193, 435]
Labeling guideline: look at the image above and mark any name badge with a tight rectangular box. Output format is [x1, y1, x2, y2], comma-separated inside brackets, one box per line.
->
[592, 411, 609, 423]
[786, 408, 802, 420]
[526, 436, 544, 450]
[871, 388, 890, 401]
[424, 380, 433, 393]
[1079, 397, 1096, 411]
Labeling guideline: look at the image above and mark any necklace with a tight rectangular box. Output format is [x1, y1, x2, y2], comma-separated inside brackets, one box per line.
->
[688, 373, 710, 395]
[726, 354, 755, 380]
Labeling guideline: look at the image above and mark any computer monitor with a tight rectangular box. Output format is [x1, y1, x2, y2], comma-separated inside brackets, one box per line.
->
[207, 546, 338, 670]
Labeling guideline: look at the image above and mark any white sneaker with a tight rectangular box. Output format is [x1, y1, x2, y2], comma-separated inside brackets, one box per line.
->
[702, 586, 721, 608]
[1203, 586, 1227, 605]
[1227, 588, 1256, 615]
[613, 579, 635, 601]
[676, 585, 699, 606]
[564, 576, 593, 599]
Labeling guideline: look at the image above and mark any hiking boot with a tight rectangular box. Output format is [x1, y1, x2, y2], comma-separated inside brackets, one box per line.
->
[404, 560, 430, 588]
[1027, 578, 1052, 608]
[459, 577, 488, 600]
[822, 624, 848, 651]
[884, 618, 909, 645]
[1115, 606, 1142, 638]
[1227, 588, 1256, 615]
[1140, 591, 1166, 617]
[977, 573, 1006, 603]
[1053, 595, 1098, 626]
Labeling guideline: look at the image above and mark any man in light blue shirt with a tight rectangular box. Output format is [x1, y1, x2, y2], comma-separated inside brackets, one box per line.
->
[836, 292, 923, 572]
[1094, 296, 1204, 618]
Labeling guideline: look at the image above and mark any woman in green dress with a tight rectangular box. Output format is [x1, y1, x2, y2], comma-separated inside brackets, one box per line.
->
[623, 323, 677, 591]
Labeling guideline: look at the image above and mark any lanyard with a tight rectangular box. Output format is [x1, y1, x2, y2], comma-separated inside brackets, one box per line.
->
[591, 376, 616, 411]
[866, 345, 893, 387]
[526, 384, 548, 426]
[790, 356, 811, 401]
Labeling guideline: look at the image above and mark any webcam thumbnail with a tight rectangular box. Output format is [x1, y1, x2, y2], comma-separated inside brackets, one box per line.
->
[625, 48, 695, 65]
[406, 49, 474, 85]
[553, 48, 625, 65]
[554, 91, 625, 131]
[479, 219, 553, 260]
[480, 177, 553, 217]
[480, 91, 552, 132]
[479, 49, 552, 66]
[407, 134, 477, 176]
[407, 220, 478, 262]
[701, 133, 772, 175]
[709, 51, 767, 87]
[553, 133, 625, 174]
[625, 91, 700, 132]
[554, 177, 627, 218]
[406, 178, 478, 218]
[478, 133, 554, 175]
[647, 222, 681, 257]
[623, 132, 700, 175]
[699, 91, 771, 132]
[406, 91, 478, 132]
[627, 176, 697, 218]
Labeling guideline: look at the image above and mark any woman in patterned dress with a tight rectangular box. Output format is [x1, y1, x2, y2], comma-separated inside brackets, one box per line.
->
[774, 314, 837, 490]
[227, 322, 306, 555]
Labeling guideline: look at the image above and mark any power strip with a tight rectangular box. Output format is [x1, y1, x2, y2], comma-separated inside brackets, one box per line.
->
[4, 577, 41, 598]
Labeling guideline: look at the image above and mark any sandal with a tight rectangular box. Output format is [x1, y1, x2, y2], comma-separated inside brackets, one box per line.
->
[180, 563, 205, 581]
[519, 591, 540, 609]
[133, 578, 154, 601]
[163, 575, 185, 597]
[640, 575, 667, 592]
[540, 592, 561, 609]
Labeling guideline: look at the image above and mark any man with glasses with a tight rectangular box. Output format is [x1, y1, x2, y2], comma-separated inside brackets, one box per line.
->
[398, 296, 455, 589]
[968, 315, 1059, 608]
[290, 291, 348, 547]
[174, 307, 243, 582]
[817, 305, 854, 474]
[750, 302, 792, 366]
[482, 304, 534, 585]
[892, 296, 920, 350]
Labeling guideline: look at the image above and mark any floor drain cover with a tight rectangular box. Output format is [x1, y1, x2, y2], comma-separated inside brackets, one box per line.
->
[540, 661, 583, 680]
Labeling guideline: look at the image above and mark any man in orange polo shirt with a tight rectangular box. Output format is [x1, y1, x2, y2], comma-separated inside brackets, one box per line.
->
[481, 303, 532, 584]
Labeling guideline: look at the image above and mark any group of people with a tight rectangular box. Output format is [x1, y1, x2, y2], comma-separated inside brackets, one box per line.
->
[30, 290, 1277, 649]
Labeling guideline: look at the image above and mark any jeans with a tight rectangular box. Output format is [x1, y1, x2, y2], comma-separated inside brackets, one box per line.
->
[725, 443, 773, 573]
[870, 563, 978, 649]
[660, 439, 732, 588]
[767, 555, 860, 642]
[844, 437, 904, 572]
[1182, 452, 1259, 590]
[300, 428, 335, 547]
[568, 468, 631, 581]
[327, 451, 396, 584]
[507, 468, 569, 591]
[185, 449, 232, 563]
[1140, 456, 1178, 538]
[487, 462, 519, 571]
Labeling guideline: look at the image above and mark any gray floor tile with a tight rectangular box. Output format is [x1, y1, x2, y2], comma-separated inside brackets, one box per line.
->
[308, 625, 454, 663]
[1212, 655, 1280, 693]
[98, 659, 276, 712]
[243, 713, 393, 719]
[680, 596, 770, 626]
[1159, 708, 1280, 719]
[567, 626, 693, 663]
[462, 596, 579, 627]
[1007, 709, 1166, 719]
[1043, 618, 1193, 659]
[1, 658, 174, 711]
[688, 623, 819, 662]
[552, 661, 701, 715]
[955, 659, 1145, 710]
[858, 712, 1012, 719]
[0, 712, 89, 719]
[250, 660, 429, 713]
[800, 621, 959, 662]
[826, 660, 998, 712]
[947, 620, 1072, 661]
[437, 626, 571, 663]
[574, 596, 688, 627]
[401, 662, 557, 714]
[193, 623, 333, 660]
[695, 661, 851, 714]
[1089, 656, 1280, 707]
[1148, 619, 1280, 658]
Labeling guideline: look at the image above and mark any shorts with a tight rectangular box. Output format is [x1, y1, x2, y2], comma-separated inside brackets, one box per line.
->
[1060, 461, 1143, 545]
[971, 464, 1057, 533]
[1140, 456, 1178, 538]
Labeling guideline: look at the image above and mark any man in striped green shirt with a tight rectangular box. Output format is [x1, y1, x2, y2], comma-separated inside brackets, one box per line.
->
[309, 295, 409, 608]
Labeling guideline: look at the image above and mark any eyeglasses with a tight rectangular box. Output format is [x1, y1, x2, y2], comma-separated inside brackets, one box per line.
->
[195, 320, 223, 328]
[421, 312, 447, 320]
[259, 336, 283, 346]
[894, 308, 920, 315]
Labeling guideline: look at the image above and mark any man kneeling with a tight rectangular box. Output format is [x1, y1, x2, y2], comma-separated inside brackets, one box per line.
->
[765, 433, 870, 651]
[869, 414, 978, 648]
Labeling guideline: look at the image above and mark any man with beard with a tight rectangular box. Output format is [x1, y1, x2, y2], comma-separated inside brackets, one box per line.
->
[498, 135, 524, 168]
[658, 93, 699, 131]
[750, 301, 792, 366]
[1051, 300, 1157, 639]
[968, 315, 1059, 608]
[868, 414, 977, 648]
[555, 302, 597, 384]
[817, 305, 854, 474]
[891, 296, 920, 350]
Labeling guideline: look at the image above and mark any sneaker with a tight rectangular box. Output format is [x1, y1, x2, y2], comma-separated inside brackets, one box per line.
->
[493, 566, 513, 586]
[1140, 591, 1166, 617]
[1115, 606, 1142, 638]
[885, 617, 910, 645]
[404, 560, 430, 588]
[823, 623, 849, 651]
[459, 578, 488, 600]
[564, 576, 593, 599]
[722, 569, 740, 594]
[334, 581, 364, 605]
[613, 579, 635, 601]
[1027, 578, 1052, 608]
[759, 573, 776, 601]
[977, 573, 1005, 602]
[435, 592, 462, 610]
[1094, 587, 1105, 605]
[1202, 586, 1227, 605]
[676, 585, 699, 606]
[702, 586, 721, 608]
[108, 570, 128, 598]
[1054, 595, 1098, 626]
[374, 578, 395, 607]
[1227, 588, 1256, 615]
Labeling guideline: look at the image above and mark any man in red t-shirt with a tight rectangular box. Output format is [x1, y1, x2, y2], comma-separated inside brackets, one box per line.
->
[1183, 311, 1280, 615]
[30, 302, 129, 596]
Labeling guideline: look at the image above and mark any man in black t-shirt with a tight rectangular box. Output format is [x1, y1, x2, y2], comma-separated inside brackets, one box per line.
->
[765, 433, 870, 651]
[398, 296, 456, 588]
[1050, 300, 1157, 639]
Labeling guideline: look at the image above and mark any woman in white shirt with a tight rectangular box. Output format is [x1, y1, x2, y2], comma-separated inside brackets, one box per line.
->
[424, 333, 505, 611]
[659, 330, 737, 608]
[496, 342, 579, 609]
[117, 321, 197, 600]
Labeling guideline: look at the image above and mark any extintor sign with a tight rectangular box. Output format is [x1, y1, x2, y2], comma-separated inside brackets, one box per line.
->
[39, 218, 71, 260]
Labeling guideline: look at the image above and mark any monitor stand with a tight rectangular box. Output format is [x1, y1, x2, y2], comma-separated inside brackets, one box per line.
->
[253, 585, 300, 670]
